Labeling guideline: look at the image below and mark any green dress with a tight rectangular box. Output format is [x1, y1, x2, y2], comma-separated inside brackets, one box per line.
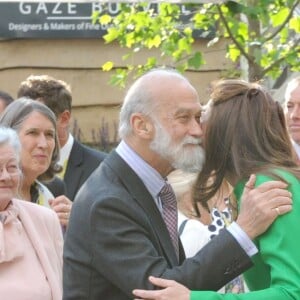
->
[191, 170, 300, 300]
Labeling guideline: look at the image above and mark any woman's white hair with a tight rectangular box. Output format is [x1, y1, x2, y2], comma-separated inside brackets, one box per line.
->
[167, 169, 197, 201]
[0, 126, 21, 163]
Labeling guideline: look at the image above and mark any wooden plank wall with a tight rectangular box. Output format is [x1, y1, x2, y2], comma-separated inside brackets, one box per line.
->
[0, 37, 230, 147]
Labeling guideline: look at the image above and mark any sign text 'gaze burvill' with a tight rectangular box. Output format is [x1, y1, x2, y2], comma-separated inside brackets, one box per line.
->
[0, 2, 203, 39]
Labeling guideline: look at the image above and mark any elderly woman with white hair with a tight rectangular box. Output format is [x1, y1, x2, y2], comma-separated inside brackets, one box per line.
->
[0, 126, 62, 300]
[168, 169, 245, 293]
[167, 169, 210, 257]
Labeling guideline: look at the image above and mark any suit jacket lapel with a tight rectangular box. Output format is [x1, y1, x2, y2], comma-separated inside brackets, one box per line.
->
[64, 140, 83, 199]
[107, 151, 179, 266]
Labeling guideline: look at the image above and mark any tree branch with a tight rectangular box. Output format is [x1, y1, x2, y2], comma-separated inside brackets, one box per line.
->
[263, 0, 300, 43]
[261, 37, 300, 76]
[216, 4, 254, 63]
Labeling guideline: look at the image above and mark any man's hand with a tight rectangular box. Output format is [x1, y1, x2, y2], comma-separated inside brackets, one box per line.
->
[49, 195, 72, 227]
[236, 174, 292, 240]
[133, 276, 190, 300]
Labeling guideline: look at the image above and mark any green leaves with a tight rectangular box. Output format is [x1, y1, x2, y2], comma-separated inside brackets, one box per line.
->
[96, 1, 300, 86]
[102, 61, 114, 71]
[103, 27, 119, 43]
[290, 16, 300, 32]
[99, 14, 112, 25]
[227, 45, 241, 62]
[146, 35, 162, 48]
[188, 52, 204, 69]
[270, 7, 289, 27]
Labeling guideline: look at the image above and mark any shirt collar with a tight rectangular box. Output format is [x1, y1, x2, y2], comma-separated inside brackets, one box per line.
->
[292, 139, 300, 159]
[116, 140, 166, 201]
[59, 134, 74, 165]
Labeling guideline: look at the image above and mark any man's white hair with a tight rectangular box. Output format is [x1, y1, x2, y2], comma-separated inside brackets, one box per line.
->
[118, 68, 191, 139]
[284, 76, 300, 103]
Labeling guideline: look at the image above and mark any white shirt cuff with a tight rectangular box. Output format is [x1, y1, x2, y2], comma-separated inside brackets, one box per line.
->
[227, 222, 258, 257]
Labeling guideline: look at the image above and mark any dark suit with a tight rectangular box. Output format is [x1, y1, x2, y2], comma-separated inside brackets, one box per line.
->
[63, 150, 252, 300]
[49, 139, 107, 201]
[44, 176, 66, 198]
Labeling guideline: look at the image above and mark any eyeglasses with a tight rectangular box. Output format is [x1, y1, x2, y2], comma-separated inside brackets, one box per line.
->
[0, 164, 20, 177]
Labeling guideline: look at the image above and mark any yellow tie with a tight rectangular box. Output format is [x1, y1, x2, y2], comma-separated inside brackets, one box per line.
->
[37, 191, 46, 206]
[57, 159, 68, 179]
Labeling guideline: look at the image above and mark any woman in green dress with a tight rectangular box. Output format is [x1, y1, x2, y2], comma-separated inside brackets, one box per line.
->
[133, 79, 300, 300]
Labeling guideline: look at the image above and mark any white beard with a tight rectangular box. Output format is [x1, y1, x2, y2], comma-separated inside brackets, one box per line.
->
[150, 121, 205, 172]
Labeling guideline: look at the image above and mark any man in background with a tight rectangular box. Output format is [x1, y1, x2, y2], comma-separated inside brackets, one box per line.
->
[284, 76, 300, 162]
[18, 75, 107, 201]
[0, 90, 14, 113]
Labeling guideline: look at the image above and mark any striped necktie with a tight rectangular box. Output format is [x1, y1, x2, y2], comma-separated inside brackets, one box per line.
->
[159, 183, 179, 260]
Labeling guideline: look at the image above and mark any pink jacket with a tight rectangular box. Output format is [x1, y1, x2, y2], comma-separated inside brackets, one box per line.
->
[0, 199, 63, 300]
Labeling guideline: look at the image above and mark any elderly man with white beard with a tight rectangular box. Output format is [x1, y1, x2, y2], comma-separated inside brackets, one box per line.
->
[63, 68, 292, 300]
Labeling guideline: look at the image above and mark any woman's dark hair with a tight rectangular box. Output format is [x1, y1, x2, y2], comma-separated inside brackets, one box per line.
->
[194, 79, 300, 210]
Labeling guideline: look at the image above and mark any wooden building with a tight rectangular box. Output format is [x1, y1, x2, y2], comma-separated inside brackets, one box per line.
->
[0, 2, 231, 148]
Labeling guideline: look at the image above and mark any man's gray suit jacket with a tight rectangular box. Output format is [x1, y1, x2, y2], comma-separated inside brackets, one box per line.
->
[63, 150, 252, 300]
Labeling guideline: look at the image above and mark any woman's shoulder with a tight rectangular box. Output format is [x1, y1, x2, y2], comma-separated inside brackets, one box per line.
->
[13, 199, 61, 239]
[13, 198, 56, 220]
[255, 168, 299, 185]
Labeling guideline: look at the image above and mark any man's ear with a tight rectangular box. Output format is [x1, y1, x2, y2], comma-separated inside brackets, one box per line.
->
[131, 113, 154, 139]
[57, 110, 71, 127]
